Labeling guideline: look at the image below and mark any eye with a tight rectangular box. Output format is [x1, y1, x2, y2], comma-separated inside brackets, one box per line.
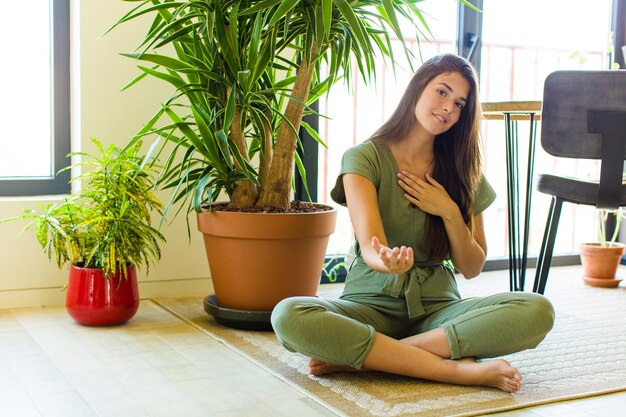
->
[436, 89, 446, 97]
[455, 102, 465, 109]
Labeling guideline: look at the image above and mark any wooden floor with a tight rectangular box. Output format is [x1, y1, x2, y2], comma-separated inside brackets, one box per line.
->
[1, 267, 625, 417]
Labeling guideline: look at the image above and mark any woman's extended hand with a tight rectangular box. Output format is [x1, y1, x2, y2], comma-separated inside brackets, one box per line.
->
[371, 236, 414, 274]
[397, 171, 458, 219]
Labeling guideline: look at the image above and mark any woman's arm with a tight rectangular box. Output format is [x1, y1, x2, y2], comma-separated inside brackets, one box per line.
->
[397, 171, 487, 278]
[343, 173, 414, 274]
[442, 210, 487, 279]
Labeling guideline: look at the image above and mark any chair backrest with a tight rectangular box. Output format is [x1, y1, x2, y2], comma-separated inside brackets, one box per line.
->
[542, 70, 626, 158]
[541, 70, 626, 208]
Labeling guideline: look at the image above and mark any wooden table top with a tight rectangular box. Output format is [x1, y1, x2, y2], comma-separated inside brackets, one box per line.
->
[482, 101, 542, 121]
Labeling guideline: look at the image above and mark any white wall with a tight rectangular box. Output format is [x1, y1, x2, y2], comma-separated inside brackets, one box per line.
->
[0, 1, 212, 308]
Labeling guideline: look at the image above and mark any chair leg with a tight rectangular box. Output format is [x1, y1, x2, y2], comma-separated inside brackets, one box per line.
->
[533, 196, 564, 294]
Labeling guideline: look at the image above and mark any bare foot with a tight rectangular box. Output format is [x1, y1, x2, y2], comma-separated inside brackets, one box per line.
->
[309, 356, 521, 393]
[456, 358, 522, 393]
[308, 358, 363, 376]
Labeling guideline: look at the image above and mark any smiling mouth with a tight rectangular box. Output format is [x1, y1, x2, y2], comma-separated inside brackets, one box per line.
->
[433, 113, 446, 123]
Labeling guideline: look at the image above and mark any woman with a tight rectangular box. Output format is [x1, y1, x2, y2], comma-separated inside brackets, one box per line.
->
[271, 54, 554, 393]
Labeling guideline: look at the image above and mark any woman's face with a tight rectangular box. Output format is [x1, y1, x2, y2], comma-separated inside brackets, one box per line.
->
[413, 71, 470, 137]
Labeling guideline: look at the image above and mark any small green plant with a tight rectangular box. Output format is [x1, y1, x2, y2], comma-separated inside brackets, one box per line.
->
[598, 208, 623, 247]
[569, 51, 588, 66]
[2, 139, 166, 278]
[608, 32, 621, 70]
[321, 255, 346, 283]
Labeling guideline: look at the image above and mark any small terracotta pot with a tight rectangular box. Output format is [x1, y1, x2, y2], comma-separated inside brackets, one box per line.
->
[579, 242, 625, 279]
[197, 204, 337, 312]
[66, 264, 140, 326]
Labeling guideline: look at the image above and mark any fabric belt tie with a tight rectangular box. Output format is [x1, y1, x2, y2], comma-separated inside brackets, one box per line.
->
[385, 263, 442, 319]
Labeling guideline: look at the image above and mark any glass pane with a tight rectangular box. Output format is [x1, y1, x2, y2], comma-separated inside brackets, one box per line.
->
[318, 2, 458, 254]
[0, 0, 52, 178]
[479, 0, 613, 258]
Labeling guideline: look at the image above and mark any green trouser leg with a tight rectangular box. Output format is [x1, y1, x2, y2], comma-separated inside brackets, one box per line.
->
[417, 292, 555, 359]
[271, 297, 389, 368]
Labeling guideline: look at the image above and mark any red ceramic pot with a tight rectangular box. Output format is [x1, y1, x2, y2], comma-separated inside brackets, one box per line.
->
[66, 264, 140, 326]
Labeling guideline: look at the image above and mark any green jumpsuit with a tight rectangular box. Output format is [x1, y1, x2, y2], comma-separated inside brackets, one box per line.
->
[271, 140, 554, 368]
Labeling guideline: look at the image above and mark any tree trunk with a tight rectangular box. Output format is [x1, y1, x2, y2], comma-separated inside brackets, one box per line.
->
[255, 51, 317, 210]
[227, 107, 257, 210]
[257, 111, 273, 197]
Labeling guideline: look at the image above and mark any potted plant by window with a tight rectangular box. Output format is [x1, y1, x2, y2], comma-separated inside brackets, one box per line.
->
[1, 139, 165, 325]
[580, 208, 624, 287]
[111, 0, 453, 328]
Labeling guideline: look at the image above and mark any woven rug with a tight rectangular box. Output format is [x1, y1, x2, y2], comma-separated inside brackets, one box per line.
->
[154, 266, 626, 417]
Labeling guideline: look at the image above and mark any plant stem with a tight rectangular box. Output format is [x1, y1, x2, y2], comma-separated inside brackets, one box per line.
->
[228, 104, 258, 210]
[255, 48, 317, 210]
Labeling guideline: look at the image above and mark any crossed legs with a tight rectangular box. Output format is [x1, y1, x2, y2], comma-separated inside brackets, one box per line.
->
[272, 293, 553, 393]
[310, 328, 522, 393]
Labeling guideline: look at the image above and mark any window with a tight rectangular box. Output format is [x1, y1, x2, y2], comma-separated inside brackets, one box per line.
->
[0, 0, 70, 196]
[479, 0, 614, 258]
[304, 0, 624, 268]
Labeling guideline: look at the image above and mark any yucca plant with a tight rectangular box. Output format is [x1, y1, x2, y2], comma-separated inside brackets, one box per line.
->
[111, 0, 473, 214]
[1, 139, 166, 278]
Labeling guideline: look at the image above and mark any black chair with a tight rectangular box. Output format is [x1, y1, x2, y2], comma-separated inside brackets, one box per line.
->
[532, 70, 626, 294]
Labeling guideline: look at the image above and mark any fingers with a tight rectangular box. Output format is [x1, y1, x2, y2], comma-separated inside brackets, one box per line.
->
[403, 193, 421, 209]
[425, 172, 442, 188]
[397, 171, 424, 191]
[397, 171, 442, 191]
[371, 237, 414, 273]
[371, 236, 382, 253]
[397, 172, 427, 210]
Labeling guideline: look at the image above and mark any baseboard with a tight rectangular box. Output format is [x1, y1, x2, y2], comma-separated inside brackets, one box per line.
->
[139, 277, 214, 299]
[0, 277, 214, 310]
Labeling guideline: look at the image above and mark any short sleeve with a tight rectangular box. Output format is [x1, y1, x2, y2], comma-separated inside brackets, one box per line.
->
[330, 141, 382, 206]
[474, 175, 497, 215]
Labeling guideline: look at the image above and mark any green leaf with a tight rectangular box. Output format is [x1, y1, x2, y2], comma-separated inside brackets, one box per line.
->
[238, 0, 282, 16]
[105, 2, 178, 37]
[294, 152, 312, 202]
[251, 26, 276, 86]
[268, 0, 300, 26]
[381, 0, 404, 45]
[458, 0, 482, 12]
[314, 5, 324, 47]
[215, 130, 234, 169]
[121, 53, 194, 71]
[322, 0, 332, 39]
[193, 174, 213, 213]
[223, 87, 237, 131]
[137, 65, 186, 90]
[333, 0, 371, 57]
[229, 2, 240, 59]
[120, 71, 149, 92]
[300, 120, 327, 149]
[214, 2, 240, 74]
[162, 105, 209, 158]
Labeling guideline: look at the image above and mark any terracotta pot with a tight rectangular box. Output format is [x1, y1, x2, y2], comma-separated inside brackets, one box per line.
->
[66, 265, 140, 326]
[197, 204, 337, 311]
[579, 242, 625, 279]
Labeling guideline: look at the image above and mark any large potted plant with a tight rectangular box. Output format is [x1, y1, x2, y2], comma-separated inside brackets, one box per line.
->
[111, 0, 447, 327]
[1, 139, 165, 325]
[580, 208, 624, 288]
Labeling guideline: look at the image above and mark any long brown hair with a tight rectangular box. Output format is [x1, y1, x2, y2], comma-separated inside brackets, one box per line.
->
[370, 54, 483, 261]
